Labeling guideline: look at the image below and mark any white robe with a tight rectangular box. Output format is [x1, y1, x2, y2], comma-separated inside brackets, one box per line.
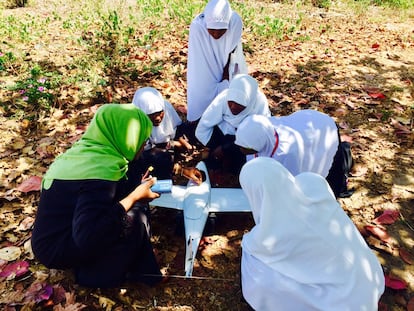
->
[195, 74, 270, 146]
[235, 110, 339, 177]
[186, 0, 245, 122]
[240, 157, 385, 311]
[132, 87, 182, 150]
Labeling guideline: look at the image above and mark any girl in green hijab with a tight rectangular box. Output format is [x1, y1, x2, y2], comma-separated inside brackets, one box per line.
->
[32, 103, 163, 288]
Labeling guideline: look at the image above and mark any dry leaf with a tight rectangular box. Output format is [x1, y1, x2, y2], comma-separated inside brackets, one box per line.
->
[364, 225, 392, 244]
[0, 260, 29, 279]
[0, 246, 22, 261]
[15, 176, 42, 193]
[384, 274, 407, 290]
[399, 248, 414, 265]
[366, 236, 398, 256]
[18, 216, 35, 231]
[24, 282, 53, 303]
[373, 210, 400, 225]
[368, 92, 386, 99]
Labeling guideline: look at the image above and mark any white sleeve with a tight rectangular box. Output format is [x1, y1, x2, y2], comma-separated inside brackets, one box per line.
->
[195, 91, 227, 145]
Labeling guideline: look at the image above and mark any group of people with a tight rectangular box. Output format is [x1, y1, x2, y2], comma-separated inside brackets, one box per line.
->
[31, 0, 385, 309]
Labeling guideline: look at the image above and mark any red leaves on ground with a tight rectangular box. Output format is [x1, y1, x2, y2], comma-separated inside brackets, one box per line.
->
[373, 209, 400, 225]
[364, 225, 392, 244]
[390, 118, 412, 135]
[372, 43, 380, 49]
[15, 176, 42, 193]
[368, 92, 386, 99]
[399, 248, 414, 265]
[24, 282, 53, 303]
[363, 86, 386, 100]
[384, 274, 407, 290]
[0, 260, 29, 279]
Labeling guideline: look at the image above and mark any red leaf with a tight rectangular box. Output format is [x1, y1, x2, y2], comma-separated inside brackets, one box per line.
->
[399, 248, 414, 265]
[15, 176, 42, 193]
[372, 43, 380, 49]
[0, 260, 29, 278]
[24, 282, 53, 303]
[368, 92, 386, 99]
[364, 225, 391, 243]
[384, 274, 407, 290]
[373, 209, 400, 225]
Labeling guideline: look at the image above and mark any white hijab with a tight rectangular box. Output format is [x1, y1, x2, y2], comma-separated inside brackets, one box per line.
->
[235, 110, 339, 177]
[132, 87, 182, 147]
[186, 0, 243, 121]
[240, 157, 384, 310]
[195, 74, 270, 145]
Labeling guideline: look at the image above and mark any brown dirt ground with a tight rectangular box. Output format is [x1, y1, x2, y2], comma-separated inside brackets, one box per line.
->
[0, 1, 414, 310]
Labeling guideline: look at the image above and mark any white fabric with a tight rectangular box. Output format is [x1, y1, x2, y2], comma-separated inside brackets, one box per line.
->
[240, 157, 385, 311]
[235, 110, 339, 177]
[186, 0, 244, 121]
[229, 42, 248, 80]
[204, 0, 232, 29]
[195, 74, 270, 145]
[132, 87, 182, 148]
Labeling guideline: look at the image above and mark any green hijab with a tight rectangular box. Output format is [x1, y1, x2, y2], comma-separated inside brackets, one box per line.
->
[42, 104, 152, 189]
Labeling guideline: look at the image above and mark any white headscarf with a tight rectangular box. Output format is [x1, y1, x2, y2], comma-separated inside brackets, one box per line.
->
[240, 157, 384, 311]
[195, 74, 270, 145]
[235, 114, 276, 157]
[204, 0, 232, 29]
[186, 0, 244, 122]
[132, 87, 182, 147]
[235, 110, 339, 177]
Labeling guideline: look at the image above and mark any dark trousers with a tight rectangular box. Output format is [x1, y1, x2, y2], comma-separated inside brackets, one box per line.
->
[326, 141, 354, 198]
[75, 204, 162, 288]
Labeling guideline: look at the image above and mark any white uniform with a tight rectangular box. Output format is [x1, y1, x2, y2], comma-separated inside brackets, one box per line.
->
[195, 74, 270, 146]
[186, 0, 246, 122]
[240, 157, 385, 311]
[132, 87, 182, 150]
[235, 110, 339, 177]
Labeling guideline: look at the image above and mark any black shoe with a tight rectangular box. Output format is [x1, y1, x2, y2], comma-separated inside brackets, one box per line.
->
[338, 187, 355, 198]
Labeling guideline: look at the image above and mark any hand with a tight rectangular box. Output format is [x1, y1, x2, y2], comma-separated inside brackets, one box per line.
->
[182, 167, 203, 185]
[177, 136, 194, 152]
[138, 177, 161, 200]
[120, 177, 160, 212]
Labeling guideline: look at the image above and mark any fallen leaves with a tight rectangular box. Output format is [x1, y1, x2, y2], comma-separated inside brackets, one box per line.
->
[399, 248, 414, 265]
[364, 225, 393, 244]
[0, 246, 22, 261]
[362, 207, 414, 308]
[15, 176, 42, 193]
[368, 92, 386, 100]
[384, 274, 407, 290]
[0, 260, 30, 279]
[373, 209, 400, 225]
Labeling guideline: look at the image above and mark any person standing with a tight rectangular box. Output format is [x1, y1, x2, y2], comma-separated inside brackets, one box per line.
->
[185, 0, 248, 142]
